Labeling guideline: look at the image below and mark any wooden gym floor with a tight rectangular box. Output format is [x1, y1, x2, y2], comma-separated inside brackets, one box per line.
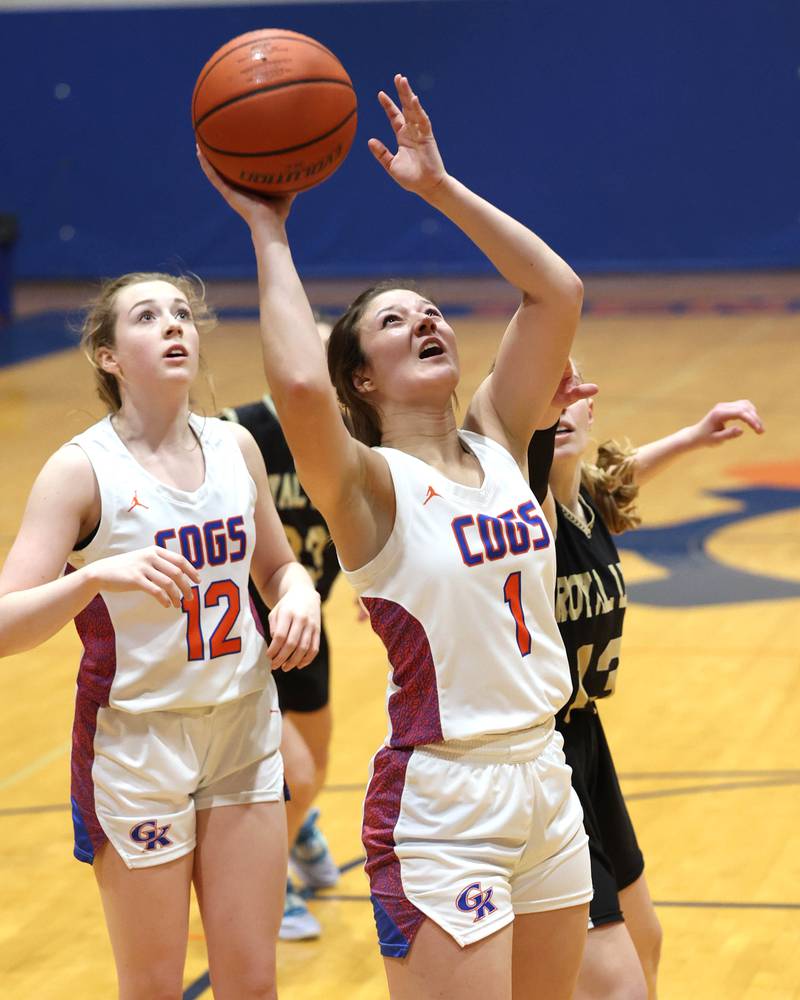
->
[0, 273, 798, 998]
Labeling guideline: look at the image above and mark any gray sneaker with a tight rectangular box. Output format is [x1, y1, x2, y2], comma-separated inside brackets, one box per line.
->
[279, 881, 321, 941]
[290, 808, 340, 890]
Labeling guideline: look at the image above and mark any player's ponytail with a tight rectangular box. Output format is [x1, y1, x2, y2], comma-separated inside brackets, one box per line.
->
[79, 272, 216, 413]
[581, 439, 641, 534]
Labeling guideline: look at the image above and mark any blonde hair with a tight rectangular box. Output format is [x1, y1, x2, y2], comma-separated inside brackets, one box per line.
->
[581, 439, 641, 534]
[79, 272, 217, 413]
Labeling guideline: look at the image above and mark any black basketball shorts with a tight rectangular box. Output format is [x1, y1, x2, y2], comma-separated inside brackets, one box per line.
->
[273, 622, 330, 713]
[557, 705, 645, 927]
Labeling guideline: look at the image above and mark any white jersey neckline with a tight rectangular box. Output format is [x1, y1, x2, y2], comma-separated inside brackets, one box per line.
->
[379, 430, 493, 501]
[103, 412, 211, 504]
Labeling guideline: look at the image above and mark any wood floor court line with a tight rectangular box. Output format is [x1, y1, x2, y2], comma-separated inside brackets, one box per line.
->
[0, 740, 70, 791]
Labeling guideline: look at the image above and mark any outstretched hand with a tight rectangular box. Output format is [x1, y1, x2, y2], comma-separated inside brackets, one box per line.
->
[689, 400, 764, 447]
[368, 74, 447, 198]
[196, 146, 295, 232]
[266, 587, 321, 672]
[535, 363, 597, 430]
[551, 364, 599, 411]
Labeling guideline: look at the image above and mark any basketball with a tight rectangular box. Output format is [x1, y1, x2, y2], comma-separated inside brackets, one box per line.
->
[192, 29, 357, 195]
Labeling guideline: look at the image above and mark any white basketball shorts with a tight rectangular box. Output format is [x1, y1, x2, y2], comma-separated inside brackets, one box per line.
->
[71, 683, 283, 869]
[362, 721, 592, 957]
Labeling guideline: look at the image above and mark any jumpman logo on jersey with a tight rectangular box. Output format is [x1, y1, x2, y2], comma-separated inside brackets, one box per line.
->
[423, 484, 443, 506]
[127, 491, 149, 513]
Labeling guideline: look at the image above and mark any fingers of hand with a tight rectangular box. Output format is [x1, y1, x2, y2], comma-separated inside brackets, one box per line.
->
[737, 403, 764, 433]
[265, 613, 288, 666]
[268, 615, 304, 670]
[151, 547, 201, 590]
[266, 602, 303, 668]
[574, 382, 599, 400]
[151, 559, 195, 603]
[711, 426, 743, 444]
[142, 580, 172, 609]
[561, 382, 598, 404]
[395, 73, 416, 110]
[411, 97, 432, 132]
[266, 634, 287, 668]
[196, 147, 225, 189]
[282, 623, 319, 671]
[393, 74, 432, 137]
[378, 89, 405, 132]
[712, 400, 764, 434]
[144, 567, 184, 609]
[367, 138, 393, 170]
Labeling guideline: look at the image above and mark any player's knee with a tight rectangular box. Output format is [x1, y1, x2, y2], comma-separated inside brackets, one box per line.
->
[580, 975, 647, 1000]
[119, 969, 184, 1000]
[228, 963, 277, 999]
[577, 941, 648, 1000]
[285, 762, 316, 810]
[311, 744, 330, 782]
[622, 979, 648, 1000]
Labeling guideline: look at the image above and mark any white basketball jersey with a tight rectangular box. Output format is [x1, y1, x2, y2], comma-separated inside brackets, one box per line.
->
[343, 431, 571, 745]
[66, 414, 274, 713]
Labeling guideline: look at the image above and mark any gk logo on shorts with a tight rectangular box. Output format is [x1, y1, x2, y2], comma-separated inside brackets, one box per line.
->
[129, 820, 173, 851]
[455, 882, 498, 922]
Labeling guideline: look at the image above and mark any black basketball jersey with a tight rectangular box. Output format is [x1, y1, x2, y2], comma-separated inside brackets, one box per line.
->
[221, 397, 339, 622]
[553, 486, 627, 716]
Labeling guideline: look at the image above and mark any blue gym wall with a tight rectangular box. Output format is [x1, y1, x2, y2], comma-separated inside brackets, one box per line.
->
[1, 0, 798, 280]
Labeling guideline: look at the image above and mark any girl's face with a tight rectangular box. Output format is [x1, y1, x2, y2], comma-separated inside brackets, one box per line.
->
[553, 395, 594, 465]
[100, 280, 200, 397]
[355, 288, 459, 408]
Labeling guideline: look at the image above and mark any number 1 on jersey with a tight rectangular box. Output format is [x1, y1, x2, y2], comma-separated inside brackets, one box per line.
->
[503, 571, 532, 656]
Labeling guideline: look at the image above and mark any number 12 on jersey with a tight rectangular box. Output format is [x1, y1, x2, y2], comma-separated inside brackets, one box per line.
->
[503, 571, 532, 656]
[181, 580, 242, 661]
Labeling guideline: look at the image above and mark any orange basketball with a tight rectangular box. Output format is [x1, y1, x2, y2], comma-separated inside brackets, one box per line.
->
[192, 29, 357, 195]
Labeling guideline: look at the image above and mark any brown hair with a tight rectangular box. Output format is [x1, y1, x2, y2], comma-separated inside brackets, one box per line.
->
[327, 280, 428, 446]
[79, 272, 216, 413]
[581, 439, 641, 534]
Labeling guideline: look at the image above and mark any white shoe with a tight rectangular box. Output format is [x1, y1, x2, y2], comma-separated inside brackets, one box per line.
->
[279, 883, 321, 941]
[290, 808, 340, 890]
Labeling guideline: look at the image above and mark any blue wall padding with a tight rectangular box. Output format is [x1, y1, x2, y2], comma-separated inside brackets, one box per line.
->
[1, 1, 798, 280]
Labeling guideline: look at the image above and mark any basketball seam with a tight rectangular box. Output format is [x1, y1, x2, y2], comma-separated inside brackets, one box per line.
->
[198, 106, 357, 159]
[194, 77, 355, 131]
[192, 34, 341, 123]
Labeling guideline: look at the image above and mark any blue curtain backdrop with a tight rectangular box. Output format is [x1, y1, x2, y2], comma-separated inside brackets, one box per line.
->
[0, 0, 798, 279]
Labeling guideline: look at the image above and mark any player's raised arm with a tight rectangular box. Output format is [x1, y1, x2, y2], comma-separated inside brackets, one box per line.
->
[631, 399, 765, 486]
[197, 153, 395, 569]
[367, 75, 584, 460]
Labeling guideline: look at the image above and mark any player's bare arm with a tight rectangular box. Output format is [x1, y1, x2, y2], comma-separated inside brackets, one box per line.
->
[362, 76, 584, 460]
[231, 422, 321, 670]
[0, 446, 199, 656]
[198, 152, 397, 571]
[632, 399, 764, 486]
[366, 75, 585, 459]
